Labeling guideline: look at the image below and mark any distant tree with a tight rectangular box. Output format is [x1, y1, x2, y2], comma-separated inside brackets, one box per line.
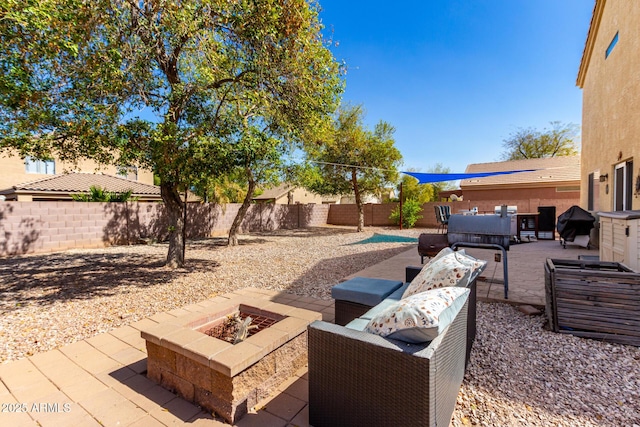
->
[396, 173, 433, 204]
[72, 186, 138, 202]
[426, 163, 456, 202]
[226, 125, 285, 246]
[192, 173, 246, 204]
[305, 105, 402, 231]
[501, 122, 580, 160]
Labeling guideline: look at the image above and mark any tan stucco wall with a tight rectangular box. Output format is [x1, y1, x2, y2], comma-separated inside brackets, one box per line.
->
[462, 185, 579, 203]
[580, 0, 640, 211]
[0, 152, 154, 190]
[270, 187, 337, 204]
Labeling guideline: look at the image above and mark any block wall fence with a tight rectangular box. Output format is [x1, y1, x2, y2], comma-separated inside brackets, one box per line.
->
[0, 197, 578, 257]
[0, 201, 330, 257]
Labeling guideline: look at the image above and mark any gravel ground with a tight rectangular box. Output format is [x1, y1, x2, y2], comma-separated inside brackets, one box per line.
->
[1, 226, 639, 426]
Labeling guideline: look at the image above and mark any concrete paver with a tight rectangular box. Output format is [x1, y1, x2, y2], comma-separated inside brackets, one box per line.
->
[0, 237, 589, 426]
[347, 238, 594, 306]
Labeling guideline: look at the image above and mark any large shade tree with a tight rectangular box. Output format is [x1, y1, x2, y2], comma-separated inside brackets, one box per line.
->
[0, 0, 342, 267]
[305, 105, 402, 231]
[501, 121, 580, 161]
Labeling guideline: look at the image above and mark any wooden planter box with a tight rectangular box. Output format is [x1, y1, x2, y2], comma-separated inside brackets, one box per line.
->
[544, 259, 640, 346]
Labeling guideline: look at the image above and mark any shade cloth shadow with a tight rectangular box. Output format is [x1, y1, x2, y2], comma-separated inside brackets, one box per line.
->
[351, 233, 418, 245]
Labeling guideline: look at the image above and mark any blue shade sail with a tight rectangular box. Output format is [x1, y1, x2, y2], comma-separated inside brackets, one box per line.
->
[401, 169, 538, 184]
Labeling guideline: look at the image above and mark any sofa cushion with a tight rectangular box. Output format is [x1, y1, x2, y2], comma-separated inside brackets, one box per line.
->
[402, 249, 486, 298]
[344, 317, 370, 331]
[364, 287, 470, 343]
[332, 277, 404, 307]
[358, 283, 411, 321]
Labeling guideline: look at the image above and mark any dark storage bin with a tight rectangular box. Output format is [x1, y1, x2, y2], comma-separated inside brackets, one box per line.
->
[544, 258, 640, 346]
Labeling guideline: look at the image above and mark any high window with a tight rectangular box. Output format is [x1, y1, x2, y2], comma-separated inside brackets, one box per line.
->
[606, 32, 619, 58]
[25, 157, 55, 174]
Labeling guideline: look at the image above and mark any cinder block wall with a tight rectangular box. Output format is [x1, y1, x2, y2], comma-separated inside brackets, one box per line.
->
[0, 198, 579, 256]
[0, 202, 330, 257]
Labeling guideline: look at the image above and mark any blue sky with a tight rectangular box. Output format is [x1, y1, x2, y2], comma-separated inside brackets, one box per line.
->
[317, 0, 594, 173]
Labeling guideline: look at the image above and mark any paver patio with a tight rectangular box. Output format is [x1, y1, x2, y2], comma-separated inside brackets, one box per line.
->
[0, 238, 597, 426]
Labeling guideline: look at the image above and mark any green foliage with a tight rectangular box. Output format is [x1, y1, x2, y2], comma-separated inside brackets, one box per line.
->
[304, 105, 402, 197]
[71, 185, 138, 202]
[397, 174, 433, 204]
[425, 163, 456, 202]
[396, 164, 455, 203]
[501, 121, 580, 160]
[389, 199, 423, 229]
[303, 104, 402, 231]
[1, 0, 343, 266]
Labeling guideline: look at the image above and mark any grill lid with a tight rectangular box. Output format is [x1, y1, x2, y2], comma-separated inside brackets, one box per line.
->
[448, 214, 511, 236]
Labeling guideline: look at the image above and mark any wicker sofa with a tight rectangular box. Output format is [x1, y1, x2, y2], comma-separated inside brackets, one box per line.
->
[307, 248, 486, 427]
[308, 293, 469, 427]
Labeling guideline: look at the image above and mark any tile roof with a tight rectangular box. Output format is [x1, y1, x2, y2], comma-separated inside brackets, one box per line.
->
[253, 183, 293, 200]
[3, 173, 161, 195]
[461, 156, 580, 187]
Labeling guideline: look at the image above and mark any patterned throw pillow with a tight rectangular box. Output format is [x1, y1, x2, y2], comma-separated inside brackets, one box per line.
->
[402, 250, 475, 298]
[452, 249, 487, 284]
[364, 287, 470, 343]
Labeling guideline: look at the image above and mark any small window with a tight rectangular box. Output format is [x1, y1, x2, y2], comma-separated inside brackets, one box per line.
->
[606, 32, 619, 58]
[25, 157, 55, 174]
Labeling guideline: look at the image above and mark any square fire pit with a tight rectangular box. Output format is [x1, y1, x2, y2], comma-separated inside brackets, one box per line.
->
[140, 294, 321, 424]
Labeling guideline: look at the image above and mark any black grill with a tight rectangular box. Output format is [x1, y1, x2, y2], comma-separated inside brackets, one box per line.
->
[446, 209, 511, 299]
[447, 212, 511, 249]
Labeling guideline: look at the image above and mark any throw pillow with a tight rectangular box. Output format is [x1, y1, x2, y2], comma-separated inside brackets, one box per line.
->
[402, 251, 471, 298]
[452, 249, 488, 284]
[364, 287, 470, 343]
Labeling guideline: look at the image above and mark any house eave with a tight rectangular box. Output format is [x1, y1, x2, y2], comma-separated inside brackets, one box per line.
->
[577, 0, 606, 88]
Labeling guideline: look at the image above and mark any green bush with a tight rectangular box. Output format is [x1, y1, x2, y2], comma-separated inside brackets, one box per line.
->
[72, 185, 138, 202]
[389, 199, 423, 228]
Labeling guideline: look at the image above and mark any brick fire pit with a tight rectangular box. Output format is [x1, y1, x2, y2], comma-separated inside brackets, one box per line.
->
[140, 294, 321, 423]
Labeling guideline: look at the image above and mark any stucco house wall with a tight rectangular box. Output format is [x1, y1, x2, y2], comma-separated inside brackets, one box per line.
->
[578, 0, 640, 211]
[0, 152, 154, 194]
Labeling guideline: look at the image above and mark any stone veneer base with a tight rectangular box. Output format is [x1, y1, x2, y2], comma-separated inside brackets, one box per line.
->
[140, 293, 321, 424]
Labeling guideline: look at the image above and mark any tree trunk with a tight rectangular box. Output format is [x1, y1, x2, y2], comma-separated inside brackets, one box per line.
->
[228, 169, 257, 246]
[351, 169, 365, 232]
[161, 182, 186, 268]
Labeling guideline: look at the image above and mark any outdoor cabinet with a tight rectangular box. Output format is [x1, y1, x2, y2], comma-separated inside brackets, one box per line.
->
[537, 206, 556, 240]
[599, 210, 640, 271]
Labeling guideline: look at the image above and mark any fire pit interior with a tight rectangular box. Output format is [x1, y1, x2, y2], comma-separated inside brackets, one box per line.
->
[197, 305, 284, 344]
[140, 294, 321, 424]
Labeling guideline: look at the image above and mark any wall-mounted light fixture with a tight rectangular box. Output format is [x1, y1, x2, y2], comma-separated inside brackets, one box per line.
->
[599, 173, 609, 182]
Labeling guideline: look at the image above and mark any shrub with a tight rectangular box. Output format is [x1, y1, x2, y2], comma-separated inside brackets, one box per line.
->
[389, 198, 423, 228]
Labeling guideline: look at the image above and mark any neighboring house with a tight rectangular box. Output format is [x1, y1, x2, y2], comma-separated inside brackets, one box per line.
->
[577, 0, 640, 211]
[252, 183, 339, 204]
[339, 192, 386, 204]
[0, 173, 163, 202]
[0, 152, 154, 191]
[459, 156, 581, 214]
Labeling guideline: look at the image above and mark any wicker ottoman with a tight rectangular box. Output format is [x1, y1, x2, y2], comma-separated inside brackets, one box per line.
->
[331, 277, 403, 326]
